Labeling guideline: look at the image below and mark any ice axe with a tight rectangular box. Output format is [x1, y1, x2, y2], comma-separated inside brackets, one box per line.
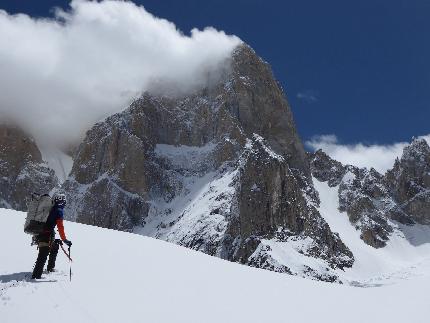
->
[68, 246, 72, 282]
[60, 242, 73, 281]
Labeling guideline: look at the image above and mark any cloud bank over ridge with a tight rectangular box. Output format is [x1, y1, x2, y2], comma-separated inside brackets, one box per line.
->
[306, 134, 430, 174]
[0, 0, 241, 147]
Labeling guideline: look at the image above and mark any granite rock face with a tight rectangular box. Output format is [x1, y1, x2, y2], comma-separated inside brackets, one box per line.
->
[236, 138, 353, 277]
[337, 167, 396, 248]
[0, 125, 58, 210]
[385, 138, 430, 225]
[310, 150, 394, 248]
[63, 44, 353, 280]
[310, 139, 430, 248]
[308, 150, 346, 187]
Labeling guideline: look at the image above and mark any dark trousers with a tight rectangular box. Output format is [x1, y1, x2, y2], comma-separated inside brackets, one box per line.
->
[32, 232, 60, 279]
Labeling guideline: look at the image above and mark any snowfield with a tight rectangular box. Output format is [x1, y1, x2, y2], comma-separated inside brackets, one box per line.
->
[1, 208, 430, 323]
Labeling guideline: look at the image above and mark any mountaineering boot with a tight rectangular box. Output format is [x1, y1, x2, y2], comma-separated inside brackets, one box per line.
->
[47, 239, 60, 272]
[32, 246, 50, 279]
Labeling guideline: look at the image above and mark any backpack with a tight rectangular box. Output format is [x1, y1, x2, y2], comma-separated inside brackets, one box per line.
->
[24, 193, 54, 235]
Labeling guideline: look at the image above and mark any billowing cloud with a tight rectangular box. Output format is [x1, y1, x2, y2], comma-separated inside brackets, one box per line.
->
[306, 134, 430, 174]
[0, 0, 241, 147]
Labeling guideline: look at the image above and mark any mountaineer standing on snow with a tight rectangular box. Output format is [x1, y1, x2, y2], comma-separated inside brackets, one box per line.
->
[31, 193, 72, 279]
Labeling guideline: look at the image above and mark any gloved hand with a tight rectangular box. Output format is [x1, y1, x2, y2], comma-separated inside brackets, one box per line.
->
[63, 239, 72, 247]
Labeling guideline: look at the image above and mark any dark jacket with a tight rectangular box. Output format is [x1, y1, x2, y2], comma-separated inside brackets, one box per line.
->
[43, 204, 67, 240]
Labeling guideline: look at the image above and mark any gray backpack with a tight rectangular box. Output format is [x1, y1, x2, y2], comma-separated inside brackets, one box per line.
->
[24, 193, 54, 235]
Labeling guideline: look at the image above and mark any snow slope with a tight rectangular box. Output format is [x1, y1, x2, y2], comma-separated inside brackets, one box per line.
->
[314, 178, 430, 286]
[39, 146, 73, 184]
[135, 142, 238, 256]
[2, 209, 430, 323]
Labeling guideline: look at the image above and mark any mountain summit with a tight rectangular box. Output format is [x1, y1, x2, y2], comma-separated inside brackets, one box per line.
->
[61, 44, 353, 281]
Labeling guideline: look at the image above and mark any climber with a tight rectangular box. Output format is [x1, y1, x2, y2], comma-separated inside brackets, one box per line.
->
[31, 193, 72, 279]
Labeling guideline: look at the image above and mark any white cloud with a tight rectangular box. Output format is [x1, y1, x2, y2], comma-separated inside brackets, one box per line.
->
[0, 0, 241, 147]
[296, 90, 318, 103]
[306, 134, 430, 174]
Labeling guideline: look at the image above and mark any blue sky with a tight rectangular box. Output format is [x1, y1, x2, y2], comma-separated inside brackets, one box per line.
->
[2, 0, 429, 145]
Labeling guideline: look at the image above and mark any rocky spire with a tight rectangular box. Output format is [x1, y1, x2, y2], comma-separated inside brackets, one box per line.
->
[385, 137, 430, 224]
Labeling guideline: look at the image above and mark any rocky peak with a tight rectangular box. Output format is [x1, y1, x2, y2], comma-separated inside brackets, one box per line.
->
[402, 138, 430, 163]
[310, 149, 410, 248]
[385, 138, 430, 224]
[0, 126, 42, 173]
[62, 43, 353, 281]
[337, 166, 395, 248]
[0, 125, 58, 210]
[229, 45, 310, 177]
[309, 149, 346, 187]
[310, 137, 430, 248]
[388, 138, 430, 193]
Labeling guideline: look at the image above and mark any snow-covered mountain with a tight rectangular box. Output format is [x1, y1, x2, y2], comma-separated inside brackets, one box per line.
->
[1, 43, 430, 283]
[2, 209, 430, 323]
[310, 138, 430, 249]
[60, 44, 353, 281]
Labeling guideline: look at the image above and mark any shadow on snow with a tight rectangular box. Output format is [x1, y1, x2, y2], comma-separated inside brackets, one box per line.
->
[0, 272, 57, 284]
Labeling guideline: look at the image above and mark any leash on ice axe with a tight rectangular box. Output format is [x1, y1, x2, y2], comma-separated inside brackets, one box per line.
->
[59, 242, 73, 281]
